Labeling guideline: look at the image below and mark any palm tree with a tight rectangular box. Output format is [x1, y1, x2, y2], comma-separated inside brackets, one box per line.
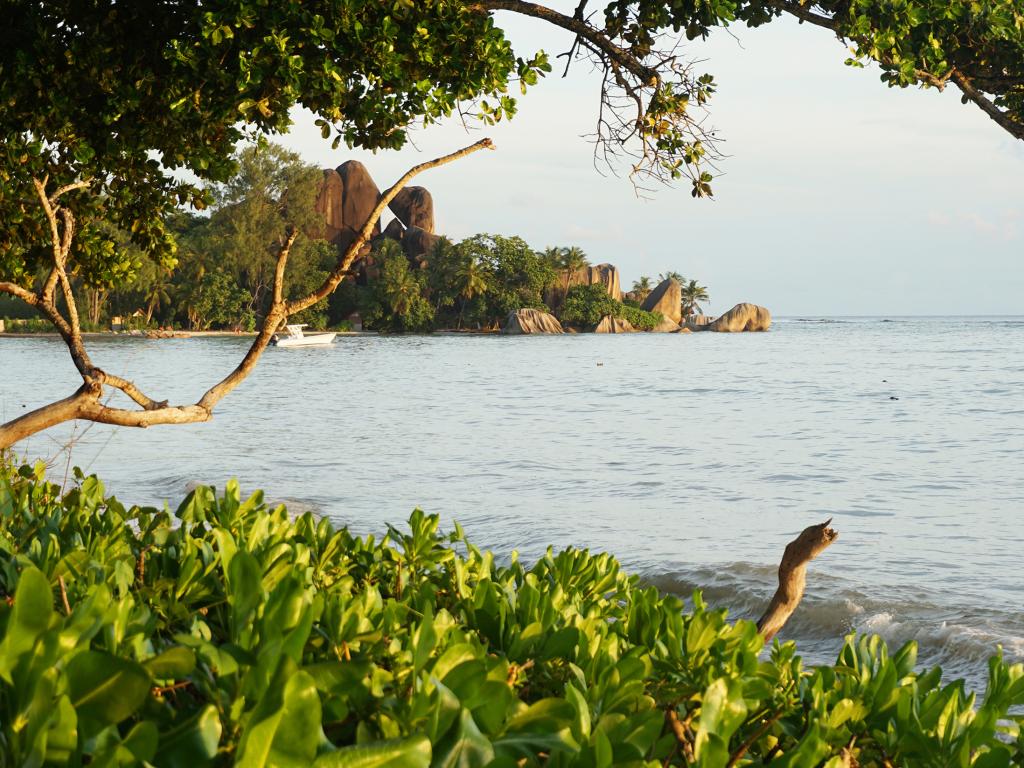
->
[560, 246, 589, 296]
[659, 270, 684, 284]
[540, 246, 563, 269]
[680, 279, 710, 318]
[453, 256, 489, 328]
[631, 276, 653, 303]
[144, 270, 173, 324]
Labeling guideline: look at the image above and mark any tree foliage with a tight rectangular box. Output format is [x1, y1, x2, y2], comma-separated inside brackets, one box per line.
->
[560, 284, 662, 330]
[2, 464, 1024, 767]
[360, 241, 437, 333]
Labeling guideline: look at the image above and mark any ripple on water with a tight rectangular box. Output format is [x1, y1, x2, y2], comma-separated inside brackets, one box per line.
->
[2, 319, 1023, 690]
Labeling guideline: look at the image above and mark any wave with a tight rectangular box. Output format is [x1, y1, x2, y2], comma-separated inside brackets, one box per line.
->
[646, 565, 1024, 692]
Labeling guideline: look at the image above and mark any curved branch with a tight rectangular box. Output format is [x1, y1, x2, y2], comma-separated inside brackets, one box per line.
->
[471, 0, 658, 84]
[94, 371, 169, 410]
[952, 71, 1024, 140]
[764, 0, 838, 32]
[272, 228, 298, 305]
[0, 281, 40, 307]
[757, 519, 838, 643]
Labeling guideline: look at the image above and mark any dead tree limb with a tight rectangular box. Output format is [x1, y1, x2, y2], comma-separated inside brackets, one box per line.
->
[0, 138, 495, 450]
[756, 519, 838, 643]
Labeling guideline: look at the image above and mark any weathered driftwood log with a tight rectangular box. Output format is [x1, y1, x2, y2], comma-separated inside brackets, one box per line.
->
[756, 519, 838, 643]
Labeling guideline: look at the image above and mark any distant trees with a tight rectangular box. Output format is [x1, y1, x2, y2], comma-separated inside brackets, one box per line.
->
[360, 241, 435, 332]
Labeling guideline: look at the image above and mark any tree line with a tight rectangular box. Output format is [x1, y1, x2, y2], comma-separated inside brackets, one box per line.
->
[1, 144, 710, 334]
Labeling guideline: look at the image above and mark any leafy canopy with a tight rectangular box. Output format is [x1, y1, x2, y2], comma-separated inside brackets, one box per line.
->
[0, 1, 549, 287]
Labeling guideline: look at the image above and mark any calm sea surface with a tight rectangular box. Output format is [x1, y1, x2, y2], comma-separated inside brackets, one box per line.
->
[2, 317, 1022, 690]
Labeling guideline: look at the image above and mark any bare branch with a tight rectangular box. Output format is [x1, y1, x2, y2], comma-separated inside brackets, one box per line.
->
[50, 179, 91, 203]
[94, 371, 169, 410]
[272, 228, 299, 306]
[0, 281, 40, 307]
[952, 71, 1024, 140]
[471, 0, 658, 84]
[763, 0, 838, 32]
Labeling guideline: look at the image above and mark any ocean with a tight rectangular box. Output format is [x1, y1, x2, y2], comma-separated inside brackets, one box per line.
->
[2, 316, 1022, 690]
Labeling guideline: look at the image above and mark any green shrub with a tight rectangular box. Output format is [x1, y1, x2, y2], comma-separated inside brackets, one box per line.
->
[560, 285, 662, 330]
[620, 304, 662, 331]
[1, 464, 1022, 767]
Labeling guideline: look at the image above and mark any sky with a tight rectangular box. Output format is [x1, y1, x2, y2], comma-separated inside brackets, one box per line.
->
[275, 5, 1024, 317]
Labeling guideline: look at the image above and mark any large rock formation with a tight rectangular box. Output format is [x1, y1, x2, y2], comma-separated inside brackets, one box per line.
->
[314, 169, 345, 243]
[583, 263, 621, 301]
[501, 308, 564, 335]
[545, 263, 622, 308]
[594, 315, 636, 333]
[389, 186, 435, 233]
[381, 218, 406, 242]
[649, 316, 682, 333]
[402, 225, 441, 266]
[334, 160, 381, 252]
[706, 303, 772, 332]
[640, 278, 682, 324]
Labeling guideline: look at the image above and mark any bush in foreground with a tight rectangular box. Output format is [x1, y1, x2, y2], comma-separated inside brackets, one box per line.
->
[1, 464, 1022, 766]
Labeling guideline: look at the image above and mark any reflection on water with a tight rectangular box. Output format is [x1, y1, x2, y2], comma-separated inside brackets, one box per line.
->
[2, 316, 1023, 690]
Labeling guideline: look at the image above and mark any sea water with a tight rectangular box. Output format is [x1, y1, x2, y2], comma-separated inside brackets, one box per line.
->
[2, 317, 1022, 690]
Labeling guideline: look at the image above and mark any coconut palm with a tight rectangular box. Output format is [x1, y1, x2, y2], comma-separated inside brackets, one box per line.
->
[658, 270, 684, 284]
[631, 276, 653, 302]
[144, 270, 173, 324]
[453, 255, 489, 328]
[540, 246, 563, 269]
[680, 279, 710, 318]
[560, 246, 589, 295]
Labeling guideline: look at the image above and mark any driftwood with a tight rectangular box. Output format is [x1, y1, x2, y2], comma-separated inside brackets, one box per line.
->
[757, 519, 838, 643]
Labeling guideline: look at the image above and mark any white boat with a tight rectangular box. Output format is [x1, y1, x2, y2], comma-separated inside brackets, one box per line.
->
[271, 324, 336, 348]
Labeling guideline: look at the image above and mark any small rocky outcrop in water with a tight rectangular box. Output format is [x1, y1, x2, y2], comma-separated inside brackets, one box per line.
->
[389, 186, 435, 233]
[705, 303, 772, 332]
[640, 278, 682, 324]
[501, 309, 564, 335]
[594, 315, 636, 333]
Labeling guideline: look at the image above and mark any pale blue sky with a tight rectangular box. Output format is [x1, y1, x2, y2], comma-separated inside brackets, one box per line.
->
[277, 7, 1024, 316]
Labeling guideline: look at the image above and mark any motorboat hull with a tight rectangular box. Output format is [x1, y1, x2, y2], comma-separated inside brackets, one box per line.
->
[272, 332, 337, 347]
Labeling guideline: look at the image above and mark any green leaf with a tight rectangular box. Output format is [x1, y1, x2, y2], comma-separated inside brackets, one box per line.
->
[65, 650, 151, 728]
[155, 704, 222, 768]
[313, 735, 431, 768]
[0, 566, 53, 681]
[431, 709, 494, 768]
[236, 667, 322, 768]
[144, 646, 197, 679]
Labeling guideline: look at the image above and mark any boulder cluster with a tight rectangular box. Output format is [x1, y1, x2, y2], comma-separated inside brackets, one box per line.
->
[313, 162, 771, 335]
[314, 160, 441, 279]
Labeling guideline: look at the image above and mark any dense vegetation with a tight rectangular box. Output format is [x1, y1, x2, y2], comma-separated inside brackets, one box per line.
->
[561, 285, 663, 331]
[1, 464, 1023, 766]
[0, 152, 695, 335]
